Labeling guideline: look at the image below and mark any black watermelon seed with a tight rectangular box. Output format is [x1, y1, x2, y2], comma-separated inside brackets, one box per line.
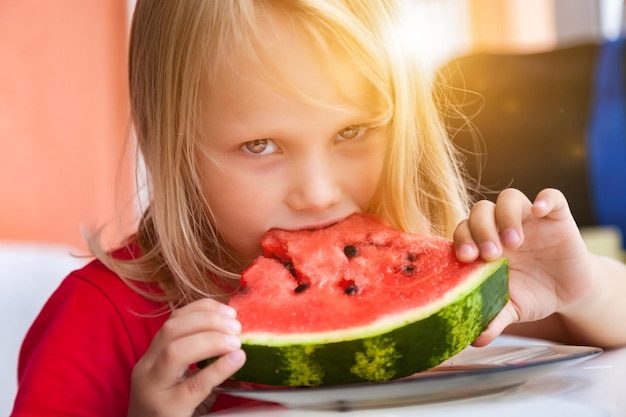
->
[343, 245, 358, 258]
[294, 283, 310, 293]
[402, 265, 415, 274]
[283, 261, 297, 278]
[407, 252, 419, 262]
[344, 284, 358, 295]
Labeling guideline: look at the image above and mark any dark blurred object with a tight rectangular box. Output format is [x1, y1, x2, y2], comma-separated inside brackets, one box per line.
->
[436, 41, 626, 237]
[586, 40, 626, 241]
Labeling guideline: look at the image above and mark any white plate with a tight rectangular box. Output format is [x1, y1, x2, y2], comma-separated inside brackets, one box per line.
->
[216, 345, 602, 411]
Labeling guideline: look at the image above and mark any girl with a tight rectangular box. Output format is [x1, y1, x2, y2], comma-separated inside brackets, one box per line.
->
[11, 1, 626, 416]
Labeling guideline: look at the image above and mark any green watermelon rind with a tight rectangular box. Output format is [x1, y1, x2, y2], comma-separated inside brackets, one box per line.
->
[232, 258, 509, 386]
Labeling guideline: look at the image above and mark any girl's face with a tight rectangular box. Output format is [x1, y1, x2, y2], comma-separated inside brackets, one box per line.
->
[199, 12, 387, 261]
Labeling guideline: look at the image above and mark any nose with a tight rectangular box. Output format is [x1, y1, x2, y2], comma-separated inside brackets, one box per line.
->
[285, 153, 341, 212]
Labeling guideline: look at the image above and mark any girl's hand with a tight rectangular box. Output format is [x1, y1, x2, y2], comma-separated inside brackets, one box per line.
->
[453, 188, 596, 346]
[128, 299, 246, 417]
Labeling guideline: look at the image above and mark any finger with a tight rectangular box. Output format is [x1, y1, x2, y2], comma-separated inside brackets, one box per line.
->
[453, 219, 480, 262]
[149, 331, 243, 385]
[532, 188, 571, 220]
[160, 309, 242, 341]
[493, 188, 531, 249]
[148, 301, 240, 360]
[466, 199, 502, 260]
[179, 349, 246, 406]
[141, 319, 241, 377]
[169, 298, 237, 320]
[471, 302, 518, 347]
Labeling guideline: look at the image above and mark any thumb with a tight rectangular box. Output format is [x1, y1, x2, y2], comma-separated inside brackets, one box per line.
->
[472, 302, 517, 347]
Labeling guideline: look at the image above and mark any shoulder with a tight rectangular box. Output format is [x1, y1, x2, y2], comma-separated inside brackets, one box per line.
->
[23, 252, 169, 358]
[70, 255, 166, 318]
[12, 252, 169, 416]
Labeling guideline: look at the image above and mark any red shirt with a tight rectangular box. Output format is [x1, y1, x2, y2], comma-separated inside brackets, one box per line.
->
[10, 253, 248, 416]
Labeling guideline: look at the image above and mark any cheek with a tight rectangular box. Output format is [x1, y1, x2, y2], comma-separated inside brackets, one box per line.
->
[363, 161, 385, 203]
[220, 228, 265, 261]
[200, 171, 277, 259]
[347, 142, 386, 205]
[204, 191, 266, 259]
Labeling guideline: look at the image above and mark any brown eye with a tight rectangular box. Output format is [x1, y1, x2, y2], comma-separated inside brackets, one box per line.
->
[241, 139, 278, 155]
[244, 140, 268, 153]
[337, 125, 366, 140]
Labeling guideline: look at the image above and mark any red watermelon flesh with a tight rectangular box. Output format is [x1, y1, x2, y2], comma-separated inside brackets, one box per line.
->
[232, 213, 496, 334]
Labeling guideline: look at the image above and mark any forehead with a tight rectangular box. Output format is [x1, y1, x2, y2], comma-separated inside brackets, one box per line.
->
[208, 6, 378, 112]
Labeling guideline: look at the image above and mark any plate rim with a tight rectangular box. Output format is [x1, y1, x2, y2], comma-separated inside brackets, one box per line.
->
[218, 344, 602, 394]
[215, 344, 602, 410]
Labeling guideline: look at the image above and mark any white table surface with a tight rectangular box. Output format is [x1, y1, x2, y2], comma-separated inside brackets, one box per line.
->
[210, 336, 626, 417]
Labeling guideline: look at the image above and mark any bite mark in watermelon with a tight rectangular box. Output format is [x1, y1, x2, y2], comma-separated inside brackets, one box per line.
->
[228, 213, 509, 386]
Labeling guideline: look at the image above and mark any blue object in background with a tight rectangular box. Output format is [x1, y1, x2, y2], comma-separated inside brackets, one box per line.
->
[587, 38, 626, 245]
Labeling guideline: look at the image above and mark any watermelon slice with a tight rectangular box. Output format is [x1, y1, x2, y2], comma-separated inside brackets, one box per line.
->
[227, 213, 508, 386]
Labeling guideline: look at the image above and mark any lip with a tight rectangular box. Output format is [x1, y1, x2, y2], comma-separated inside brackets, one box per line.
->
[282, 214, 356, 232]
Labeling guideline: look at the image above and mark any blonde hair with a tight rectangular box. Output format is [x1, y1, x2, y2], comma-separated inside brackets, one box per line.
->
[90, 0, 470, 307]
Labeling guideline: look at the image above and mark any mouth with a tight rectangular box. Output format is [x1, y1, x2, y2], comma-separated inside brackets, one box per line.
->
[282, 214, 357, 232]
[301, 219, 343, 231]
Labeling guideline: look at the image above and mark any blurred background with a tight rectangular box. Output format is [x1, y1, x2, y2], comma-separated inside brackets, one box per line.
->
[1, 1, 624, 414]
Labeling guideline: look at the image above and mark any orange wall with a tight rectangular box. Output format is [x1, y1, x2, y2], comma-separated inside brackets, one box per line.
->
[0, 0, 134, 251]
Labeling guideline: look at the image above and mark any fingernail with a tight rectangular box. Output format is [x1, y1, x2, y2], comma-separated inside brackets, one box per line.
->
[503, 229, 520, 246]
[534, 199, 547, 208]
[458, 244, 476, 259]
[479, 242, 498, 258]
[225, 318, 242, 334]
[225, 335, 241, 350]
[227, 349, 245, 365]
[220, 304, 237, 317]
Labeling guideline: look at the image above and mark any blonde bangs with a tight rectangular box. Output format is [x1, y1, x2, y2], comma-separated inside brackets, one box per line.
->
[206, 0, 396, 129]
